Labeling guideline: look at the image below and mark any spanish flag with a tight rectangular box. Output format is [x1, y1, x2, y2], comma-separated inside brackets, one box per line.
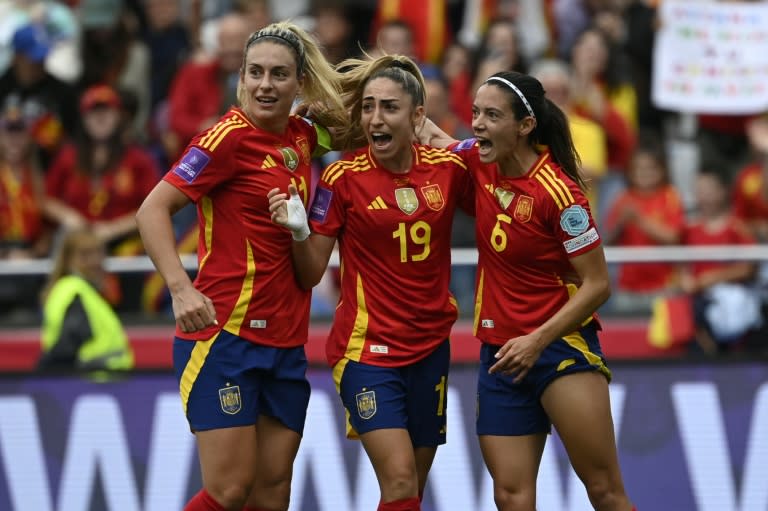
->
[374, 0, 450, 64]
[648, 294, 694, 349]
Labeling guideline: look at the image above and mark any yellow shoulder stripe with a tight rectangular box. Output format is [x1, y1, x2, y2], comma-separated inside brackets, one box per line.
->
[322, 154, 371, 185]
[199, 117, 247, 152]
[534, 164, 574, 210]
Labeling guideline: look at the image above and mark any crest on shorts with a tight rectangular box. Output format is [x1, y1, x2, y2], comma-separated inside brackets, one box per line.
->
[421, 184, 445, 211]
[395, 187, 419, 215]
[356, 390, 377, 419]
[494, 187, 515, 210]
[219, 385, 242, 415]
[514, 195, 534, 223]
[278, 147, 300, 171]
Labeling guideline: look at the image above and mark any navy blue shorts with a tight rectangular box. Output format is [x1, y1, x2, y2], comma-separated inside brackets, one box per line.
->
[476, 324, 611, 436]
[173, 330, 310, 434]
[333, 339, 450, 447]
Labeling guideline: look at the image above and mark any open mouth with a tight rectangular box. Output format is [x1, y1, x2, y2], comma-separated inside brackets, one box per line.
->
[256, 97, 277, 106]
[476, 137, 493, 157]
[371, 132, 393, 149]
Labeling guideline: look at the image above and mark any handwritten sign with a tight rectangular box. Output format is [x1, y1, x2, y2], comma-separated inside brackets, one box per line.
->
[652, 1, 768, 114]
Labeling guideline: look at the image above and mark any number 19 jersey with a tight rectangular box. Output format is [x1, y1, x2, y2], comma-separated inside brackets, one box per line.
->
[309, 144, 473, 368]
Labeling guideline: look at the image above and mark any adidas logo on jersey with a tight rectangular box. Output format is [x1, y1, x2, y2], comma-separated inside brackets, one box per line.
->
[262, 155, 277, 169]
[367, 196, 388, 209]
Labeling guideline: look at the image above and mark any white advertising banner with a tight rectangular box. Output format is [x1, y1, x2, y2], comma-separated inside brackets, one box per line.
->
[652, 1, 768, 114]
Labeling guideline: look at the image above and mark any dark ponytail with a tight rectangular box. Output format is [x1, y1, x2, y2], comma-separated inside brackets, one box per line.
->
[485, 71, 586, 191]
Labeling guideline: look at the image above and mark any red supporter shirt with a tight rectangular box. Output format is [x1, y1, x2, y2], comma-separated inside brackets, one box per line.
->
[0, 164, 44, 245]
[309, 144, 473, 367]
[733, 163, 768, 223]
[452, 141, 601, 345]
[45, 144, 160, 221]
[683, 215, 755, 277]
[164, 109, 323, 346]
[605, 185, 685, 292]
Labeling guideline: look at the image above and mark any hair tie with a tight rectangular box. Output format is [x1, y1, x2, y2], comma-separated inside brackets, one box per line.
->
[485, 76, 536, 119]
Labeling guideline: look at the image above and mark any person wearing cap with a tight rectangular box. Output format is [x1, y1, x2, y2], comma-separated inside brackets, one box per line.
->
[44, 84, 160, 261]
[0, 22, 79, 168]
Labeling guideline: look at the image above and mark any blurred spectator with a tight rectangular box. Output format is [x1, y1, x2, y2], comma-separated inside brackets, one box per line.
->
[453, 18, 527, 126]
[679, 171, 761, 355]
[603, 136, 685, 315]
[166, 12, 250, 160]
[366, 18, 417, 60]
[198, 0, 272, 56]
[310, 0, 356, 65]
[0, 95, 51, 317]
[77, 0, 151, 141]
[0, 22, 79, 168]
[37, 227, 134, 371]
[570, 25, 637, 219]
[530, 58, 608, 218]
[44, 84, 160, 258]
[0, 96, 50, 259]
[732, 114, 768, 241]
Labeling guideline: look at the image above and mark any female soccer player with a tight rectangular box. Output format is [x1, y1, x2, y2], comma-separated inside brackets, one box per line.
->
[136, 21, 347, 511]
[421, 70, 636, 511]
[268, 54, 473, 511]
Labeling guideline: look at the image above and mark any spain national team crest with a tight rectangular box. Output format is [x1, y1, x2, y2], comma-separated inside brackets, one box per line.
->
[494, 187, 515, 210]
[356, 390, 377, 419]
[514, 195, 534, 223]
[296, 136, 311, 165]
[395, 187, 419, 215]
[219, 385, 242, 415]
[278, 147, 300, 171]
[421, 184, 445, 211]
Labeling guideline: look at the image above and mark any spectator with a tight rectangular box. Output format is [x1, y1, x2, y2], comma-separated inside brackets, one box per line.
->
[603, 136, 686, 315]
[370, 2, 455, 64]
[37, 227, 134, 371]
[732, 114, 768, 241]
[166, 12, 251, 160]
[77, 0, 151, 141]
[367, 19, 417, 61]
[680, 171, 761, 355]
[44, 84, 160, 257]
[0, 22, 79, 168]
[310, 0, 356, 65]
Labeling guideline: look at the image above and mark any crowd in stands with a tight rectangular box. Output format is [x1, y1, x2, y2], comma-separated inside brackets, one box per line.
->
[0, 0, 766, 356]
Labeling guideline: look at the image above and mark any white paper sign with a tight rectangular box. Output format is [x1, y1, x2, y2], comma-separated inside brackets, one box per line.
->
[652, 1, 768, 114]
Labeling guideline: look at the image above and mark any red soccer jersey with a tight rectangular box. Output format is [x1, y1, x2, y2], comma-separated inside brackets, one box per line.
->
[0, 164, 44, 246]
[683, 215, 755, 277]
[309, 144, 473, 367]
[453, 142, 601, 345]
[164, 108, 323, 346]
[605, 185, 685, 292]
[45, 144, 160, 221]
[733, 163, 768, 223]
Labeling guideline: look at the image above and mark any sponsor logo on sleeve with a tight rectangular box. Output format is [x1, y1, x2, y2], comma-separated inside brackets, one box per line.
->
[173, 147, 210, 183]
[309, 187, 333, 223]
[560, 205, 590, 236]
[563, 227, 600, 253]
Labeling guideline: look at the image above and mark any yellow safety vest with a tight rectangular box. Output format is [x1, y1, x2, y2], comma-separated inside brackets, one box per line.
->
[41, 275, 134, 370]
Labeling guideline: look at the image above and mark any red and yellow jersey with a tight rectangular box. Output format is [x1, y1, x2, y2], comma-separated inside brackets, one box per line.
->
[733, 163, 768, 223]
[605, 185, 685, 292]
[45, 144, 160, 221]
[0, 164, 44, 245]
[164, 108, 325, 347]
[453, 142, 601, 346]
[309, 144, 473, 367]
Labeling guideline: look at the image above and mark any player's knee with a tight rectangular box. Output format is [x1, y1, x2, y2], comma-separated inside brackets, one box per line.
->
[208, 480, 252, 510]
[584, 477, 627, 510]
[379, 465, 419, 501]
[493, 484, 535, 511]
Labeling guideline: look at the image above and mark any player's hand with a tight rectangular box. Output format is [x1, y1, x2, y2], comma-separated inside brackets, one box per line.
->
[268, 184, 310, 241]
[170, 284, 218, 333]
[489, 333, 545, 383]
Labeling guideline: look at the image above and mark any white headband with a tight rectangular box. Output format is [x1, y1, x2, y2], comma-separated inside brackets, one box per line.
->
[485, 76, 536, 119]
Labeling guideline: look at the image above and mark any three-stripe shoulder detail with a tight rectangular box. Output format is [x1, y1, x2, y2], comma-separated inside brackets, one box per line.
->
[321, 154, 372, 185]
[199, 115, 248, 152]
[532, 164, 575, 210]
[417, 146, 467, 169]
